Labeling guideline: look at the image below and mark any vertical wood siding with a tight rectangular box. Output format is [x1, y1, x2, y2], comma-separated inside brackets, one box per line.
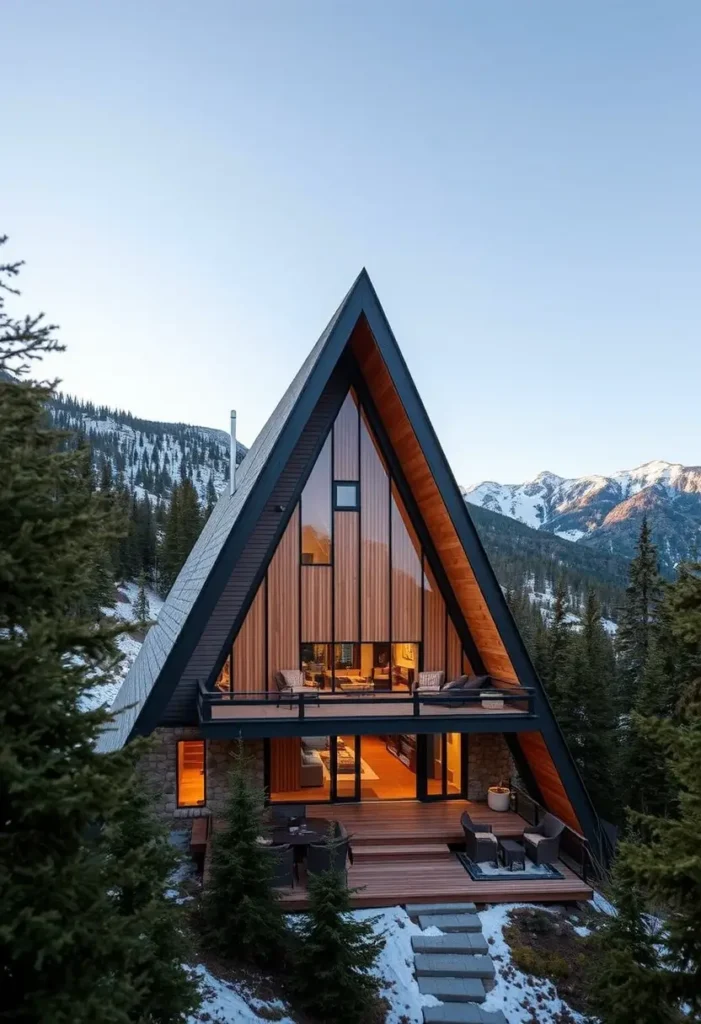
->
[333, 390, 359, 480]
[233, 579, 266, 692]
[447, 617, 463, 681]
[360, 413, 389, 641]
[334, 511, 359, 642]
[423, 564, 446, 673]
[301, 565, 332, 641]
[517, 732, 582, 833]
[267, 505, 300, 684]
[391, 485, 422, 640]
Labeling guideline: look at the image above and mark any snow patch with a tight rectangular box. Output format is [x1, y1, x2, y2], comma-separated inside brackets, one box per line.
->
[189, 964, 295, 1024]
[554, 528, 585, 542]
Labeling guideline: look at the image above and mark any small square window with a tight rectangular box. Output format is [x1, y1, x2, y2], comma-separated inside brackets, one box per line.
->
[334, 481, 359, 510]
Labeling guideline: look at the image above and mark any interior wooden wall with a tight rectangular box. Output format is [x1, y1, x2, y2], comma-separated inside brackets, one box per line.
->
[267, 505, 300, 684]
[334, 511, 359, 641]
[233, 580, 266, 691]
[334, 390, 359, 479]
[301, 565, 332, 641]
[270, 737, 301, 792]
[360, 413, 389, 641]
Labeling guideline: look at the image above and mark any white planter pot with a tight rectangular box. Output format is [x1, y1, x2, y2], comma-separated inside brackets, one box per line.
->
[487, 788, 510, 812]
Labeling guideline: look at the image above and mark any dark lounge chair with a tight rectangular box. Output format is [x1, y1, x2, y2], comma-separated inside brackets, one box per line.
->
[523, 813, 565, 865]
[263, 843, 296, 888]
[461, 810, 498, 864]
[306, 834, 350, 879]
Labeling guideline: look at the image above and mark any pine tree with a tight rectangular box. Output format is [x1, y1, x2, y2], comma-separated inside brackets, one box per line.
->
[104, 776, 200, 1023]
[290, 833, 385, 1023]
[0, 237, 198, 1022]
[134, 570, 151, 623]
[545, 577, 572, 699]
[202, 741, 288, 965]
[589, 851, 674, 1024]
[617, 517, 662, 712]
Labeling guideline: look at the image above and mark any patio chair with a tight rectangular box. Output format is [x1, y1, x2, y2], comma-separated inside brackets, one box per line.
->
[523, 813, 565, 865]
[273, 669, 320, 706]
[306, 835, 350, 880]
[412, 670, 445, 695]
[460, 810, 498, 864]
[263, 843, 296, 888]
[335, 821, 354, 865]
[271, 804, 306, 824]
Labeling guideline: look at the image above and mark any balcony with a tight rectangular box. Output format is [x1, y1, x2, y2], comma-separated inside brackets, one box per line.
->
[197, 682, 536, 737]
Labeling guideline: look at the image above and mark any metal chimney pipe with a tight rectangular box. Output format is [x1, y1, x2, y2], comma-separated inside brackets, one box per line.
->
[230, 410, 237, 496]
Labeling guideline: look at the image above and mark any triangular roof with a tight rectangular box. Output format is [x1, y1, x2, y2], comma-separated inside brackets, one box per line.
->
[98, 270, 606, 861]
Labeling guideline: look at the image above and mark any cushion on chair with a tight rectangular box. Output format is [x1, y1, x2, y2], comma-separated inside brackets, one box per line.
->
[443, 675, 470, 691]
[475, 831, 498, 842]
[281, 669, 305, 691]
[525, 833, 547, 845]
[416, 671, 445, 691]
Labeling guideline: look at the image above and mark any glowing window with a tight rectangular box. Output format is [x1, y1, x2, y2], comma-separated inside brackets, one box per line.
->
[177, 740, 206, 807]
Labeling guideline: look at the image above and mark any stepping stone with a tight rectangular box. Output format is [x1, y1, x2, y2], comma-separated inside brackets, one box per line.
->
[406, 902, 477, 916]
[423, 1006, 507, 1024]
[418, 976, 486, 1003]
[412, 933, 489, 956]
[415, 953, 495, 979]
[418, 913, 482, 932]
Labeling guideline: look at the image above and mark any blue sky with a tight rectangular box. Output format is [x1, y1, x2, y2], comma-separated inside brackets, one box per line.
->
[3, 1, 700, 485]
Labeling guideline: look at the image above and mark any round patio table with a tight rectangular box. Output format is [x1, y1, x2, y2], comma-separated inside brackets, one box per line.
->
[271, 816, 333, 847]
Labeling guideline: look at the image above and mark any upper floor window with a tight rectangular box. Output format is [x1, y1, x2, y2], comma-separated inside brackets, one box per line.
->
[334, 481, 359, 510]
[301, 436, 331, 564]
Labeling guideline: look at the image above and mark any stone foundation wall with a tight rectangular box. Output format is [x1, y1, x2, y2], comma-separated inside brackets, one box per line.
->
[137, 727, 264, 821]
[467, 733, 514, 801]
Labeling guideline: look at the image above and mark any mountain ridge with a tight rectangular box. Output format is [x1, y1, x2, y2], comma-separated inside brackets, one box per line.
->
[464, 459, 701, 573]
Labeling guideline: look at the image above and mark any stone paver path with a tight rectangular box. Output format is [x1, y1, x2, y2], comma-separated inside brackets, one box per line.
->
[407, 902, 507, 1024]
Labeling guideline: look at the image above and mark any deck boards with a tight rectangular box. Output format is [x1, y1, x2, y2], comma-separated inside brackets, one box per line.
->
[256, 800, 592, 909]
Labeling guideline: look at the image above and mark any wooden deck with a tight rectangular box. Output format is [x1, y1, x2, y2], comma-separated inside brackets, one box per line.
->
[206, 799, 592, 910]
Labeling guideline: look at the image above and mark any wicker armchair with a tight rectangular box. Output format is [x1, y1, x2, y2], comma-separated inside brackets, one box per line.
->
[460, 810, 498, 864]
[262, 843, 296, 888]
[306, 834, 350, 880]
[523, 813, 565, 865]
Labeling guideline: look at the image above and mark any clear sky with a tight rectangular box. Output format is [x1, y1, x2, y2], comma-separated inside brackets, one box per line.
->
[3, 1, 700, 486]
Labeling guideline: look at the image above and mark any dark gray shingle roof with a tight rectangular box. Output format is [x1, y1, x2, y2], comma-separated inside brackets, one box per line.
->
[96, 279, 357, 752]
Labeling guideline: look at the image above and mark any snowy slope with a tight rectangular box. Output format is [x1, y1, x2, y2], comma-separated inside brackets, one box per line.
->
[464, 460, 701, 572]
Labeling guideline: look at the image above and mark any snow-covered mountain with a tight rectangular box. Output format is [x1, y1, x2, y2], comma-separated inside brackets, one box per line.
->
[464, 461, 701, 573]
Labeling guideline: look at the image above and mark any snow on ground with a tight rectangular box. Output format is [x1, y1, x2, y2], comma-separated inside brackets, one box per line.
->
[554, 529, 585, 543]
[479, 904, 588, 1024]
[189, 964, 296, 1024]
[80, 581, 163, 712]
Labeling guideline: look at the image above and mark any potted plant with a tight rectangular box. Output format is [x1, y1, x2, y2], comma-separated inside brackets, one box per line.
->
[487, 780, 510, 812]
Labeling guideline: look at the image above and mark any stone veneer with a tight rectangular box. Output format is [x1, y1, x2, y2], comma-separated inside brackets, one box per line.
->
[137, 727, 264, 820]
[467, 733, 514, 801]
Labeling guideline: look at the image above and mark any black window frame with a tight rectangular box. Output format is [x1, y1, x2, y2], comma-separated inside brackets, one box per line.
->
[333, 480, 360, 511]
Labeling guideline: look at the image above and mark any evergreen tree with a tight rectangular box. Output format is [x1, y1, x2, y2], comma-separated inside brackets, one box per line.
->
[205, 476, 217, 518]
[104, 777, 200, 1023]
[158, 479, 202, 594]
[134, 570, 151, 623]
[202, 741, 288, 965]
[290, 834, 385, 1023]
[617, 517, 662, 712]
[589, 851, 675, 1024]
[0, 237, 198, 1022]
[545, 577, 572, 699]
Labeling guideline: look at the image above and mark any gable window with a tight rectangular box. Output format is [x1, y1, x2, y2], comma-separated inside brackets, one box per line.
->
[301, 436, 332, 564]
[177, 740, 206, 807]
[334, 481, 359, 510]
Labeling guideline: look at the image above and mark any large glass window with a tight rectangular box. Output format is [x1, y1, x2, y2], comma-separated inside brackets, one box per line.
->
[177, 740, 206, 807]
[270, 737, 331, 802]
[301, 435, 332, 564]
[214, 653, 231, 692]
[391, 642, 419, 690]
[301, 643, 332, 690]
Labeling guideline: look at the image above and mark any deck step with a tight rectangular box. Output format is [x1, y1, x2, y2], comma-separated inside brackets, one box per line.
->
[417, 976, 486, 1003]
[415, 954, 495, 979]
[418, 913, 482, 933]
[423, 1005, 507, 1024]
[407, 902, 477, 916]
[412, 933, 489, 956]
[354, 844, 449, 859]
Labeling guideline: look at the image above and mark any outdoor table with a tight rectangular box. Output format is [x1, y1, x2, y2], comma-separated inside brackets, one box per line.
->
[271, 816, 333, 848]
[499, 837, 526, 872]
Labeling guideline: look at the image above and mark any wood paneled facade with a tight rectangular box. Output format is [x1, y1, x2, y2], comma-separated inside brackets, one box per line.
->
[214, 387, 474, 693]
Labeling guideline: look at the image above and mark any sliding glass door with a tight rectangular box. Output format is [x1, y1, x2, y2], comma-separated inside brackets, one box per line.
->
[418, 733, 466, 800]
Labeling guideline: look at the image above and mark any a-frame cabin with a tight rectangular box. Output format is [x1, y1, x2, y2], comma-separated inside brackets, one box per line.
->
[100, 271, 605, 906]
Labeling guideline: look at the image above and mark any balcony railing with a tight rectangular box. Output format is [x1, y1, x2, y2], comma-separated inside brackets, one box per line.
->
[197, 681, 536, 723]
